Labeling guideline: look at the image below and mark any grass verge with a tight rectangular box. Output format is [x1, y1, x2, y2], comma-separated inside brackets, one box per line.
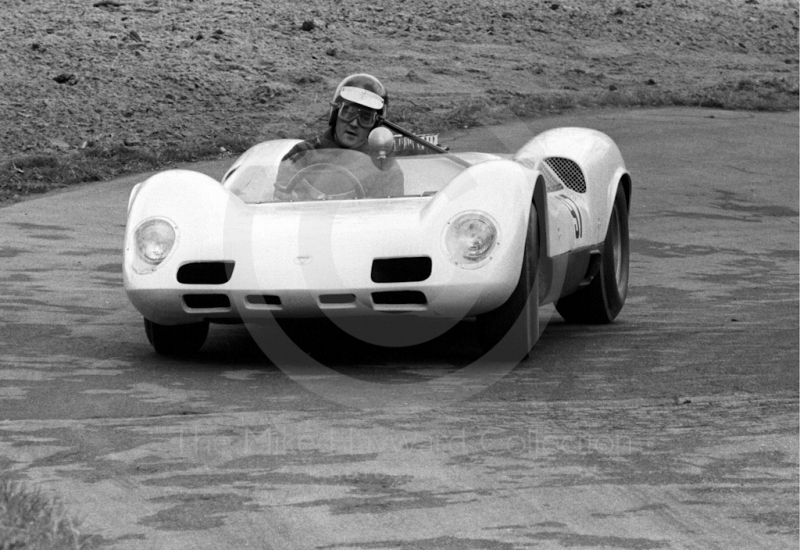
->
[0, 135, 253, 204]
[1, 84, 796, 205]
[0, 479, 99, 549]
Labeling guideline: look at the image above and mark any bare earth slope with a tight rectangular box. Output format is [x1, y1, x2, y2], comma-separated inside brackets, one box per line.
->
[0, 0, 797, 162]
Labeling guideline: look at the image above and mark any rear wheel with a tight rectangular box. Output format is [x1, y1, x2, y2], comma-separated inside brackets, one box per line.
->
[144, 318, 209, 356]
[475, 206, 539, 360]
[556, 185, 629, 323]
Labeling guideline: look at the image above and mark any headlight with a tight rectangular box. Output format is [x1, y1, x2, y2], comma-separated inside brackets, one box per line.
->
[134, 218, 177, 267]
[443, 211, 499, 269]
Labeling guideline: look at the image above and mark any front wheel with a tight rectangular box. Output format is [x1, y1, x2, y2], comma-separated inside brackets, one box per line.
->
[556, 185, 629, 323]
[475, 206, 539, 360]
[144, 318, 209, 356]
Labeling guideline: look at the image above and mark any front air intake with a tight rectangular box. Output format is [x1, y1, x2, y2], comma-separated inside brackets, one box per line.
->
[246, 294, 282, 306]
[371, 257, 432, 283]
[177, 262, 235, 284]
[183, 294, 231, 309]
[372, 291, 427, 305]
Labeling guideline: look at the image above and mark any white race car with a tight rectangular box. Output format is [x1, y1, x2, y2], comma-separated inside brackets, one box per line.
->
[123, 120, 631, 359]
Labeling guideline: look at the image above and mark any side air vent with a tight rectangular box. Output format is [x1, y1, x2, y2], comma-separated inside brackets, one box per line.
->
[178, 262, 235, 284]
[183, 294, 231, 309]
[371, 257, 432, 283]
[543, 157, 586, 193]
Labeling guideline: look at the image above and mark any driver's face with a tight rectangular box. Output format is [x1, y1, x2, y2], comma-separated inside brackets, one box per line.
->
[335, 109, 371, 148]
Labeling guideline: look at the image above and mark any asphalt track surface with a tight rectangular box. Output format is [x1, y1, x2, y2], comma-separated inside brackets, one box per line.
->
[0, 108, 797, 549]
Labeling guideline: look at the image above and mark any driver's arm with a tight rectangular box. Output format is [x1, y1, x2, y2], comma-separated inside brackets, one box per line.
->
[274, 142, 316, 201]
[284, 140, 316, 162]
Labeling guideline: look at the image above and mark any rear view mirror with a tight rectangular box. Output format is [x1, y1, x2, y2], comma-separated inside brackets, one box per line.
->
[368, 127, 395, 159]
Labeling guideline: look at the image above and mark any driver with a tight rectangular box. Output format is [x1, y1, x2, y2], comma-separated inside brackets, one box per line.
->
[275, 74, 404, 200]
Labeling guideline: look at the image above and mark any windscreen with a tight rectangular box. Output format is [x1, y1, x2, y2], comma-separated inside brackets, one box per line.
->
[225, 148, 469, 204]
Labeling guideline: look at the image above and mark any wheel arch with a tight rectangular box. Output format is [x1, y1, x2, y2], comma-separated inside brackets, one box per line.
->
[533, 173, 548, 258]
[600, 169, 631, 240]
[618, 171, 632, 212]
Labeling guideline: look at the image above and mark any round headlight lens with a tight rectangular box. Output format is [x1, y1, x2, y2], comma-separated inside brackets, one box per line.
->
[135, 218, 176, 265]
[443, 211, 498, 269]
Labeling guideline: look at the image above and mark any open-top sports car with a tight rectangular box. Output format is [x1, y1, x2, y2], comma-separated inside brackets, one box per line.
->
[123, 120, 630, 359]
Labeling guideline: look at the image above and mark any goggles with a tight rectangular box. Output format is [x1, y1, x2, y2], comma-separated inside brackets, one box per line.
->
[337, 103, 379, 128]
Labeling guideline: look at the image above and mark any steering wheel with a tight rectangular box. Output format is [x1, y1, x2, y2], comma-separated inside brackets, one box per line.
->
[285, 163, 365, 200]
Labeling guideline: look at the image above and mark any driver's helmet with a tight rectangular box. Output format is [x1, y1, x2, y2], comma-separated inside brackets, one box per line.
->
[328, 73, 388, 128]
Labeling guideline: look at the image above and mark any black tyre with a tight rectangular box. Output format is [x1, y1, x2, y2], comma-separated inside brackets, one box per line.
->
[475, 206, 539, 360]
[144, 318, 209, 355]
[556, 185, 629, 323]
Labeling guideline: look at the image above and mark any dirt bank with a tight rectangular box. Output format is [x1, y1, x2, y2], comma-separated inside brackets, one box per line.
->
[1, 0, 797, 163]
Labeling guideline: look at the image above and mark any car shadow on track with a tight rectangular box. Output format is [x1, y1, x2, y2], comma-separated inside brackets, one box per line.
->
[192, 318, 486, 381]
[180, 315, 605, 381]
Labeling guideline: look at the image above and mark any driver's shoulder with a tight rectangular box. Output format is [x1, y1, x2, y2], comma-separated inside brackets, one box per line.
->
[285, 129, 339, 161]
[284, 140, 316, 161]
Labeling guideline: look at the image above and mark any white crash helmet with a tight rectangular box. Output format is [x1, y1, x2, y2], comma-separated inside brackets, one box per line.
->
[328, 73, 388, 127]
